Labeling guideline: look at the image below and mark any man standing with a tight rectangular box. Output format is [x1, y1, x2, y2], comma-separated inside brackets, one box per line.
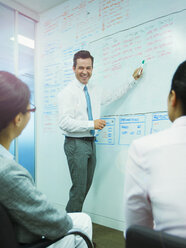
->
[58, 50, 142, 212]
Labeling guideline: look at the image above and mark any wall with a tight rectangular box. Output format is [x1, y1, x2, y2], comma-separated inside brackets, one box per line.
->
[36, 0, 186, 230]
[0, 0, 39, 21]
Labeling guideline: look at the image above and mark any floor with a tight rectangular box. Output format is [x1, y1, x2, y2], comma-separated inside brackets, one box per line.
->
[93, 223, 125, 248]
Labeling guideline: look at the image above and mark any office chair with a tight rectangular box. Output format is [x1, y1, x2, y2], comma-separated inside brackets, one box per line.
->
[126, 225, 186, 248]
[0, 203, 94, 248]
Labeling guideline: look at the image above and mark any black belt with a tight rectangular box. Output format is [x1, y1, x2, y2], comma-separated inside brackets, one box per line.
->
[65, 136, 95, 142]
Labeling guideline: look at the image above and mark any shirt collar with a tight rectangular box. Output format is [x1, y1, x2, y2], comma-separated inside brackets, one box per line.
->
[172, 116, 186, 127]
[0, 144, 14, 160]
[74, 78, 90, 90]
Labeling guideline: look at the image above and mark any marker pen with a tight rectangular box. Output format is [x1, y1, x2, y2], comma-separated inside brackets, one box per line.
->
[138, 60, 145, 76]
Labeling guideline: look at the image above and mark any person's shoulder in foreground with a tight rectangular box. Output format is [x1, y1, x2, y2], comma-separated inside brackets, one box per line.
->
[124, 60, 186, 239]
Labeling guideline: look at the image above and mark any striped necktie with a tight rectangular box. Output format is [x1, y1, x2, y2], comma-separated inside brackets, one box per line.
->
[84, 85, 95, 136]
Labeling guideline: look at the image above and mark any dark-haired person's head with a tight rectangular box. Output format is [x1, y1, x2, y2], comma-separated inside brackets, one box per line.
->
[73, 50, 94, 68]
[0, 71, 31, 133]
[73, 50, 94, 85]
[168, 61, 186, 122]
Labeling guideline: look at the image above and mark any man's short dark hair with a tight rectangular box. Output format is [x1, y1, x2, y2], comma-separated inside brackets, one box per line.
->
[73, 50, 94, 68]
[170, 60, 186, 114]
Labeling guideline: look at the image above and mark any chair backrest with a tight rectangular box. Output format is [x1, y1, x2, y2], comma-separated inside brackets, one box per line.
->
[0, 203, 18, 248]
[126, 225, 186, 248]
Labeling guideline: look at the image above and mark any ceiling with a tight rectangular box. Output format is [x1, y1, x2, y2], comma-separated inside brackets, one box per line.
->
[11, 0, 68, 14]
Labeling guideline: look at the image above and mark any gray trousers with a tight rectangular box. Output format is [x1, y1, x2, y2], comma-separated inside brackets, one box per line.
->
[64, 137, 96, 212]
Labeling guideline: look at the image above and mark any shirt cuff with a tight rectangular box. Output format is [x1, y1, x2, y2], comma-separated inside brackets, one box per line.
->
[88, 120, 94, 130]
[128, 77, 136, 89]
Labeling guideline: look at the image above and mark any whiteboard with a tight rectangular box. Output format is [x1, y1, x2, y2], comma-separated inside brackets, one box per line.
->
[36, 0, 186, 230]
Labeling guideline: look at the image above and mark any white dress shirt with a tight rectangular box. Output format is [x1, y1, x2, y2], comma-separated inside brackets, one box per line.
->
[58, 77, 135, 137]
[124, 116, 186, 239]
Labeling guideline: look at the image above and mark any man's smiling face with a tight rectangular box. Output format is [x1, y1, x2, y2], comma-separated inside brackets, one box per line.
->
[73, 58, 93, 85]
